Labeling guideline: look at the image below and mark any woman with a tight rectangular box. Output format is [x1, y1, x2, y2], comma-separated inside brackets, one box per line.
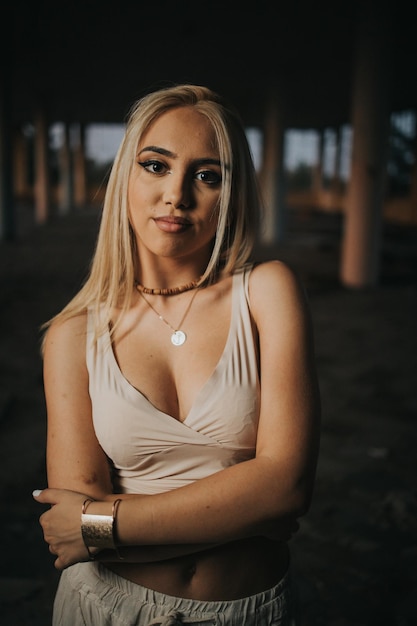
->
[33, 83, 320, 625]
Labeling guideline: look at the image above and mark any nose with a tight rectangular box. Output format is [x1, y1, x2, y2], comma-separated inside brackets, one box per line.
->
[163, 171, 192, 209]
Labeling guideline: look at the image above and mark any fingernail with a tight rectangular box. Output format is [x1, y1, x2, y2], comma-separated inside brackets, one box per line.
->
[32, 489, 42, 497]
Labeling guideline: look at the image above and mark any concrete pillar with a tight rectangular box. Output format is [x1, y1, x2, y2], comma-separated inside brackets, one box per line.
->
[259, 91, 286, 244]
[332, 128, 343, 195]
[73, 123, 87, 207]
[58, 123, 73, 215]
[312, 131, 323, 195]
[340, 6, 392, 288]
[34, 108, 50, 223]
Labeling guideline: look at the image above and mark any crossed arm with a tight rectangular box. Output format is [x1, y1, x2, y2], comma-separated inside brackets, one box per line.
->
[34, 261, 321, 570]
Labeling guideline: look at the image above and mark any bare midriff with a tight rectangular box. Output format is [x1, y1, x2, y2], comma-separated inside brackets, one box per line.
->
[105, 537, 289, 601]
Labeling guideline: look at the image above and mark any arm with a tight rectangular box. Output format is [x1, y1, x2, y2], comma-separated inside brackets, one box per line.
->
[43, 313, 113, 498]
[108, 261, 320, 545]
[35, 261, 320, 568]
[40, 313, 216, 563]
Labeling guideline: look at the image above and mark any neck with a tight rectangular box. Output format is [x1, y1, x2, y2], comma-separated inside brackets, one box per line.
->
[136, 244, 213, 291]
[136, 258, 210, 296]
[135, 276, 201, 296]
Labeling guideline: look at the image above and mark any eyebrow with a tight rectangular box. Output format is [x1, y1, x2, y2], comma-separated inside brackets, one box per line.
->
[138, 146, 174, 157]
[138, 145, 221, 167]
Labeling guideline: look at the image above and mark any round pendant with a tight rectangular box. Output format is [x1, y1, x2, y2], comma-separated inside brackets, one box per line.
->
[171, 330, 186, 346]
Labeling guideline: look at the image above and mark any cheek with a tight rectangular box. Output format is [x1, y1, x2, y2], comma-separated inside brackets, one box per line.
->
[128, 178, 152, 221]
[200, 213, 220, 245]
[127, 178, 137, 211]
[128, 176, 143, 205]
[208, 203, 221, 232]
[127, 194, 144, 234]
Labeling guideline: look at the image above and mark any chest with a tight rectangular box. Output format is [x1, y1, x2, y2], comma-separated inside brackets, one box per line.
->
[111, 284, 232, 422]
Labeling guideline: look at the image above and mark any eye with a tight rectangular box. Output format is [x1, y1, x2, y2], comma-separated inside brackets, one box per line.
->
[195, 170, 222, 185]
[138, 160, 167, 175]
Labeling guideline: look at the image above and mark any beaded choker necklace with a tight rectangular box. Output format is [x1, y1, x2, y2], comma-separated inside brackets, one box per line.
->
[135, 278, 200, 296]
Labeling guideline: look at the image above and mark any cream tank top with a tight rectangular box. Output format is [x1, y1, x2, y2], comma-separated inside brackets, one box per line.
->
[86, 264, 260, 495]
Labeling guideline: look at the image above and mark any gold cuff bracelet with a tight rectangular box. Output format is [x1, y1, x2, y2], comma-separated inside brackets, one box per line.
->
[81, 498, 124, 560]
[81, 512, 115, 550]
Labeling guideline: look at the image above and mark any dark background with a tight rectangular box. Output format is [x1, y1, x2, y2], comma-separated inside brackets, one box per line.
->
[1, 1, 416, 624]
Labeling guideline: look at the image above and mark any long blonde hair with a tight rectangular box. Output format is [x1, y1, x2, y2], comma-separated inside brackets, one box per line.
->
[42, 84, 261, 344]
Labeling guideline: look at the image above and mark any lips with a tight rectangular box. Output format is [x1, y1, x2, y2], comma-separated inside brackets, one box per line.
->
[154, 216, 192, 233]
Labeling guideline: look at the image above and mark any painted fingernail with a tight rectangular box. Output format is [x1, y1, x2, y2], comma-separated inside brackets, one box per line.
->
[32, 489, 43, 497]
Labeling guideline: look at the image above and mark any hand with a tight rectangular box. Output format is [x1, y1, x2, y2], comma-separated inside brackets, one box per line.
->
[33, 488, 96, 570]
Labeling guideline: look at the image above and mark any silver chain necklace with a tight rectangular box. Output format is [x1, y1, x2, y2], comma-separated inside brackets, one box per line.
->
[137, 288, 199, 346]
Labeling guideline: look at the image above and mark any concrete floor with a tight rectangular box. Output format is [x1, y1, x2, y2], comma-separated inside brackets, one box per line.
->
[0, 205, 416, 625]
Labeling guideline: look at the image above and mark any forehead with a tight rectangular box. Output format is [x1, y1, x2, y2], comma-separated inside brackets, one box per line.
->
[138, 106, 219, 155]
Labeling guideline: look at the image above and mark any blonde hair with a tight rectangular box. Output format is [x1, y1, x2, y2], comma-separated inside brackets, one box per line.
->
[42, 84, 261, 345]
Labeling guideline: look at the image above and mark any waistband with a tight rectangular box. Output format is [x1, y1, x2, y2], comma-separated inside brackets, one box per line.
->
[94, 561, 291, 614]
[60, 560, 292, 625]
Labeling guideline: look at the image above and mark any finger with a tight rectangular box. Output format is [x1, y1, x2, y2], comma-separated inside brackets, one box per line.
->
[32, 488, 59, 506]
[54, 556, 65, 571]
[54, 554, 72, 571]
[48, 544, 67, 570]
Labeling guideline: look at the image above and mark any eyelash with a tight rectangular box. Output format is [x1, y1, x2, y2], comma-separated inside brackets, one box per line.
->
[137, 160, 222, 186]
[138, 160, 165, 174]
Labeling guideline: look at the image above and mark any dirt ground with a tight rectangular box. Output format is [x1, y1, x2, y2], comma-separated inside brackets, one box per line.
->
[0, 205, 416, 625]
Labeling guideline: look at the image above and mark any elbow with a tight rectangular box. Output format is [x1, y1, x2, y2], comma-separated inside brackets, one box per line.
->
[293, 490, 313, 518]
[272, 478, 315, 521]
[281, 456, 320, 519]
[260, 484, 313, 542]
[295, 473, 317, 516]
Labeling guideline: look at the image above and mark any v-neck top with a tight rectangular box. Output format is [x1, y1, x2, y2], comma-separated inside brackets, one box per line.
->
[86, 264, 260, 495]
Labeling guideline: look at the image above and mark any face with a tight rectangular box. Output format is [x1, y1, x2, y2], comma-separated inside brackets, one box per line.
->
[128, 106, 222, 267]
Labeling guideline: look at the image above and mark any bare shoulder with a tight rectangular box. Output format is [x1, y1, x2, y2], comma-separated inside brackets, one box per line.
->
[43, 312, 88, 363]
[248, 260, 309, 319]
[249, 259, 301, 286]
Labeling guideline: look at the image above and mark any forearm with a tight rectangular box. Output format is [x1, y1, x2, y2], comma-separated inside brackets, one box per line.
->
[91, 494, 221, 562]
[33, 456, 305, 571]
[97, 457, 305, 548]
